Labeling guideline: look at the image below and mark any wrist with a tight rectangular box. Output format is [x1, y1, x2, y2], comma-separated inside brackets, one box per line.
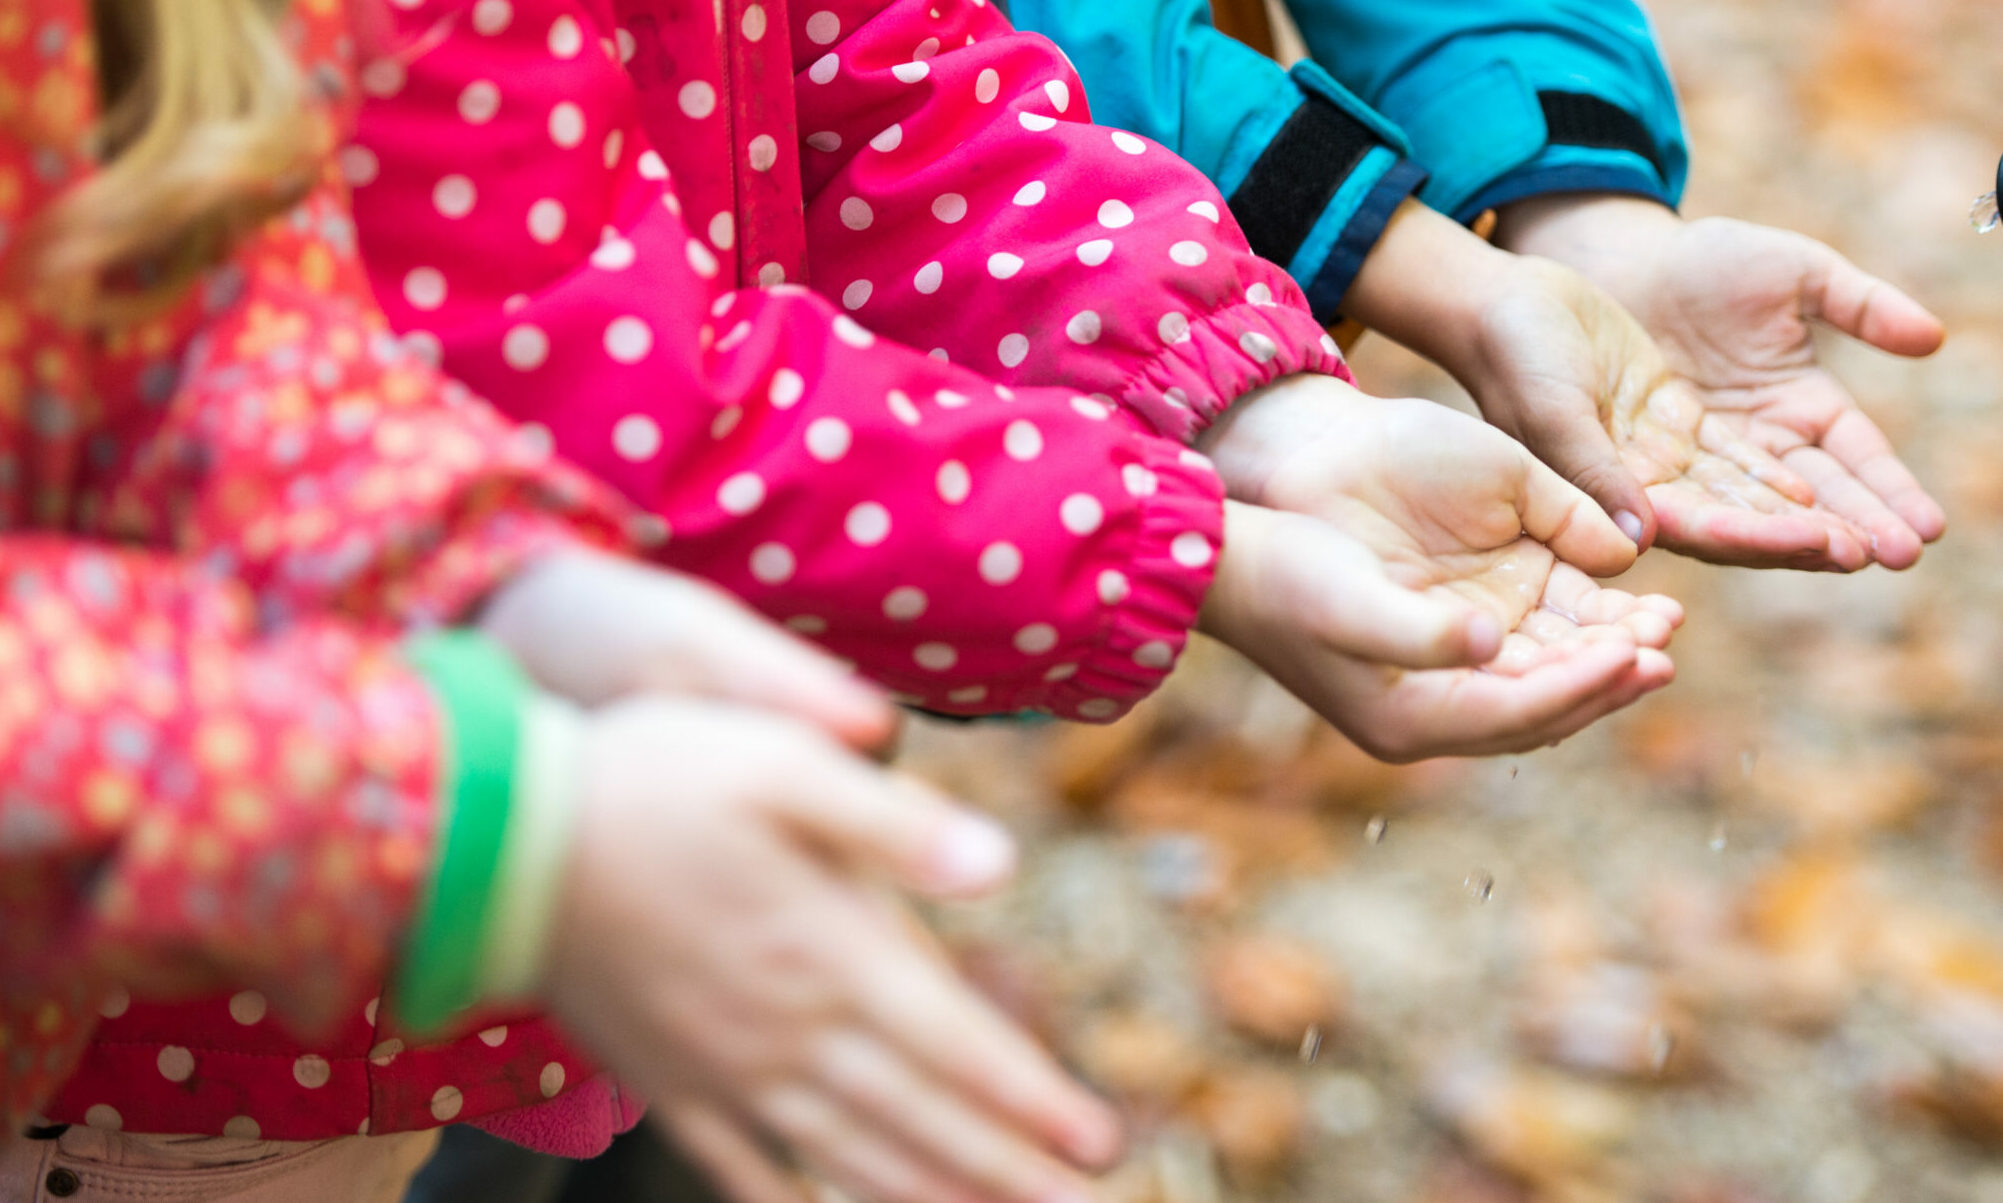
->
[1492, 194, 1681, 303]
[1198, 374, 1368, 505]
[483, 693, 588, 1003]
[1342, 200, 1519, 385]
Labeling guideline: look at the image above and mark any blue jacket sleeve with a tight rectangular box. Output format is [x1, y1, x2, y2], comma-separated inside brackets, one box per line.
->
[1007, 0, 1426, 322]
[1286, 0, 1688, 221]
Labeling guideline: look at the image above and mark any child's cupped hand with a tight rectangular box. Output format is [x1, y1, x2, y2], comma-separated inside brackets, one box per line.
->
[543, 698, 1122, 1203]
[1197, 378, 1681, 762]
[1455, 253, 1877, 571]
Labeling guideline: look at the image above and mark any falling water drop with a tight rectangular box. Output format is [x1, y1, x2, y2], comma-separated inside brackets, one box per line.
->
[1973, 191, 2001, 234]
[1464, 872, 1494, 904]
[1648, 1023, 1676, 1074]
[1708, 821, 1728, 853]
[1299, 1026, 1323, 1065]
[1364, 815, 1388, 846]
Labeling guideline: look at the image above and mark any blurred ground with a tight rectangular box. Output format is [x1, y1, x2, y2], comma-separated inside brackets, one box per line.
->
[894, 2, 2003, 1200]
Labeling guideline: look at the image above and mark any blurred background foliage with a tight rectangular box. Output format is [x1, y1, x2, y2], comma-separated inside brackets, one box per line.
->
[895, 1, 2003, 1199]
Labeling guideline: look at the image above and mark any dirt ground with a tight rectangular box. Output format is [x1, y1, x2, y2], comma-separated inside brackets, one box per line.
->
[893, 2, 2003, 1200]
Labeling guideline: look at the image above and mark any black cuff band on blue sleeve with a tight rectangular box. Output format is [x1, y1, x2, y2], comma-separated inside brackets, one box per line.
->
[1227, 91, 1389, 272]
[1538, 91, 1667, 181]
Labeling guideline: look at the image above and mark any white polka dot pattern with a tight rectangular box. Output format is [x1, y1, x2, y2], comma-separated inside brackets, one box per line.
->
[340, 0, 1321, 779]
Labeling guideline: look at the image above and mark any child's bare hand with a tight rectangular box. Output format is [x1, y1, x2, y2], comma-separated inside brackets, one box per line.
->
[1469, 254, 1869, 570]
[1343, 200, 1906, 570]
[1497, 198, 1947, 570]
[1199, 381, 1679, 761]
[480, 550, 895, 751]
[543, 699, 1121, 1203]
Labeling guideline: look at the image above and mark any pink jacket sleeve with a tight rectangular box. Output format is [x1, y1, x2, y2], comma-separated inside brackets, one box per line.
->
[0, 541, 448, 1131]
[789, 0, 1351, 444]
[351, 1, 1223, 720]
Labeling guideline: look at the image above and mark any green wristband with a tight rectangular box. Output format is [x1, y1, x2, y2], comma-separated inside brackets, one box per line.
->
[481, 693, 587, 1003]
[398, 630, 529, 1034]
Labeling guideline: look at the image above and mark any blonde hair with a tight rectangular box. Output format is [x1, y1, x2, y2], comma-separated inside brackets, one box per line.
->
[27, 0, 317, 323]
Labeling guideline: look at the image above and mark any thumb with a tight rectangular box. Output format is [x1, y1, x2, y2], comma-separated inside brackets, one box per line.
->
[655, 579, 899, 753]
[1514, 450, 1644, 579]
[484, 551, 898, 753]
[1803, 240, 1945, 358]
[1516, 403, 1656, 552]
[1220, 502, 1504, 669]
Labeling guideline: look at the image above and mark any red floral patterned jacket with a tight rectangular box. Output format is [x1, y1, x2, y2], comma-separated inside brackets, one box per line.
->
[1, 0, 629, 1142]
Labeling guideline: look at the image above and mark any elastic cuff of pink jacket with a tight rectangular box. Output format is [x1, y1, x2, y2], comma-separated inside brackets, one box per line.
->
[1040, 436, 1226, 724]
[1120, 299, 1352, 445]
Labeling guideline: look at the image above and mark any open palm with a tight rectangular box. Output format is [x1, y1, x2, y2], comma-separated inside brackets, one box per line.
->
[1469, 255, 1887, 570]
[1204, 383, 1680, 761]
[1494, 201, 1947, 571]
[1627, 217, 1946, 569]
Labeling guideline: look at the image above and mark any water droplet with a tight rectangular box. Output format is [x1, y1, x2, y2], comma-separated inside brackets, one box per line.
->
[1299, 1026, 1323, 1065]
[1648, 1023, 1676, 1073]
[1464, 871, 1494, 904]
[1508, 764, 1519, 780]
[1708, 821, 1728, 853]
[1740, 747, 1759, 778]
[1973, 191, 2001, 234]
[1364, 815, 1388, 845]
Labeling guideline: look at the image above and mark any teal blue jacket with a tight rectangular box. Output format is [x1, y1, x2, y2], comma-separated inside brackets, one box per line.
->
[1004, 0, 1687, 322]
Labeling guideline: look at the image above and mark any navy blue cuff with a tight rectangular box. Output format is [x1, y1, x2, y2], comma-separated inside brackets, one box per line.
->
[1453, 163, 1674, 226]
[1303, 158, 1429, 322]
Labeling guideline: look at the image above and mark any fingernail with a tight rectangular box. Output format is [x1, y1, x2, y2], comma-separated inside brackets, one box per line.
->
[1614, 510, 1645, 544]
[933, 817, 1016, 889]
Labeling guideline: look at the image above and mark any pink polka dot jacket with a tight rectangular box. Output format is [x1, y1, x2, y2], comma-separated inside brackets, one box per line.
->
[351, 0, 1353, 722]
[1, 0, 641, 1150]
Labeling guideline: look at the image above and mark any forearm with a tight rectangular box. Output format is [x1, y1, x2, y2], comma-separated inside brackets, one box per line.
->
[1338, 199, 1517, 385]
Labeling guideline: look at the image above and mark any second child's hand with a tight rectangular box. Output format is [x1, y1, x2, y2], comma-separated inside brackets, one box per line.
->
[1199, 378, 1680, 762]
[1343, 199, 1936, 570]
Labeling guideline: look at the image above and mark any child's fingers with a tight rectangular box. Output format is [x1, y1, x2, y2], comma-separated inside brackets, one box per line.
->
[1787, 404, 1942, 565]
[1694, 412, 1816, 507]
[808, 1030, 1101, 1203]
[1817, 406, 1946, 544]
[759, 744, 1017, 899]
[1511, 453, 1642, 578]
[1647, 484, 1864, 570]
[756, 1086, 985, 1203]
[1464, 648, 1673, 757]
[647, 575, 898, 752]
[1539, 566, 1680, 648]
[1512, 402, 1657, 551]
[658, 1099, 813, 1203]
[851, 946, 1123, 1172]
[486, 552, 898, 751]
[1359, 636, 1644, 762]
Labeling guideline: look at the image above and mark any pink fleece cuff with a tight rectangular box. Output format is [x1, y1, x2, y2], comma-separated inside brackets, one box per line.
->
[471, 1074, 645, 1159]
